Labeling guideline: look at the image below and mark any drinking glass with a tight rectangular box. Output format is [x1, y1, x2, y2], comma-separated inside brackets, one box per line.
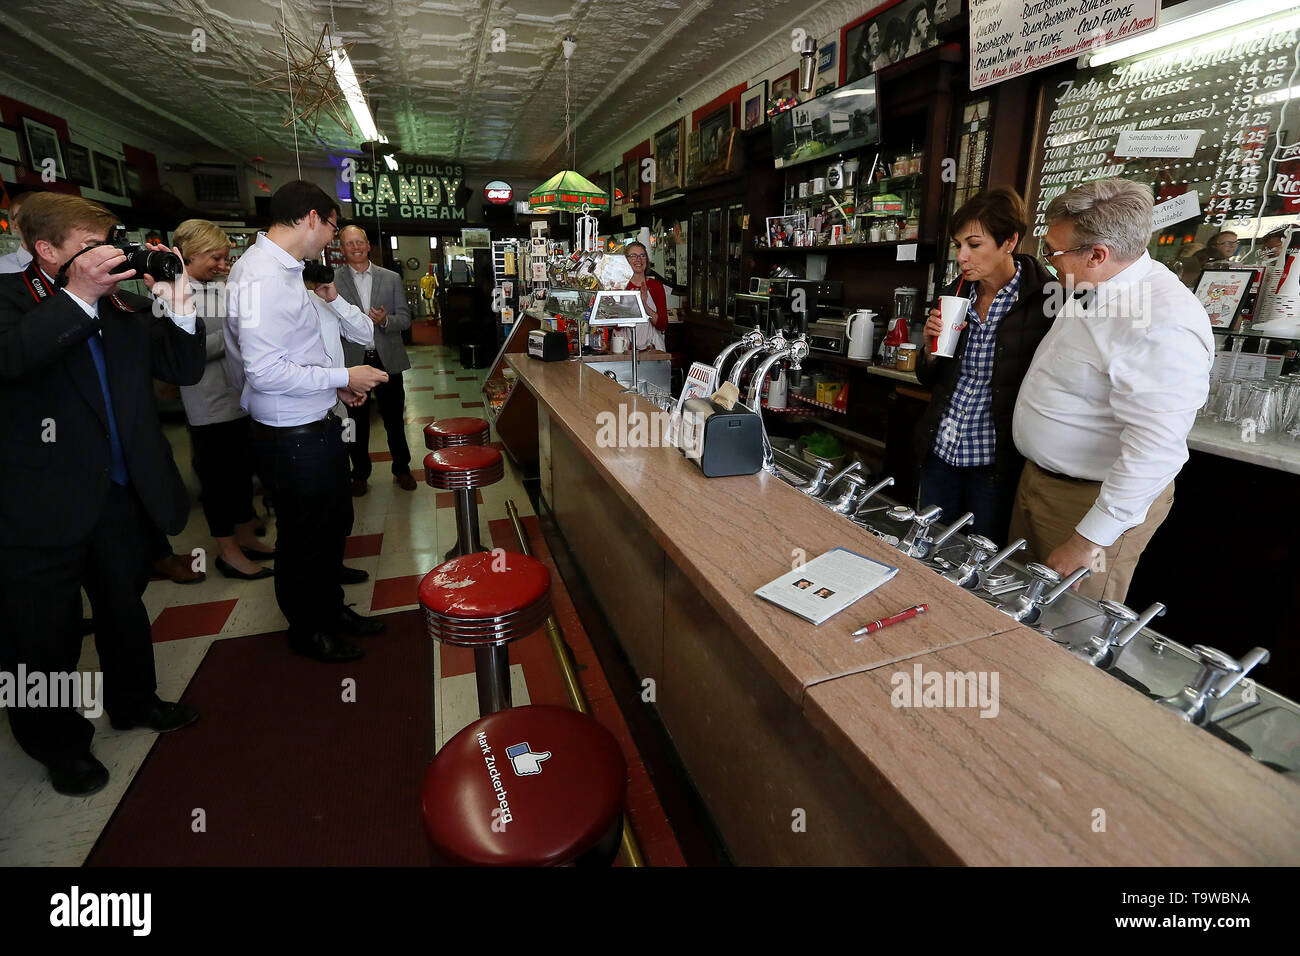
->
[1237, 382, 1282, 444]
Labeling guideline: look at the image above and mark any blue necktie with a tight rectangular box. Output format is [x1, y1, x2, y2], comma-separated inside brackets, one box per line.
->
[85, 333, 128, 485]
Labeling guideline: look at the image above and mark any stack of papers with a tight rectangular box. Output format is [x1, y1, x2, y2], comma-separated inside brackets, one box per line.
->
[755, 547, 899, 626]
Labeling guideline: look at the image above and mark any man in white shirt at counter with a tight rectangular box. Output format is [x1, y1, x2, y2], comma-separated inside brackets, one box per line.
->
[1009, 179, 1213, 603]
[223, 181, 388, 663]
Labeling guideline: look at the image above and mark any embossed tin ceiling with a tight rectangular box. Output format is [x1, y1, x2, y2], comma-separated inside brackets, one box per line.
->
[0, 0, 843, 174]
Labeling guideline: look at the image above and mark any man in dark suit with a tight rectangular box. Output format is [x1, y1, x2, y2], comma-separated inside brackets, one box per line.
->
[0, 193, 206, 795]
[335, 224, 415, 494]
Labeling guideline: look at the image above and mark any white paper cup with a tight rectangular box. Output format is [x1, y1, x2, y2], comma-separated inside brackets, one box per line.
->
[933, 296, 969, 357]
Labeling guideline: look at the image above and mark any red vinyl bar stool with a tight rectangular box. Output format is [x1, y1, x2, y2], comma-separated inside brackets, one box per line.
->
[423, 416, 490, 450]
[422, 704, 627, 866]
[424, 444, 504, 559]
[419, 549, 551, 715]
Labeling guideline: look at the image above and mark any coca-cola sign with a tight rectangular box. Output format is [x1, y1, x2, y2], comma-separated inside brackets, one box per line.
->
[484, 180, 513, 204]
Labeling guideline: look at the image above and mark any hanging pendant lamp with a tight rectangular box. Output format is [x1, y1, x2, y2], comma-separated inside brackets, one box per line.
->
[527, 36, 609, 214]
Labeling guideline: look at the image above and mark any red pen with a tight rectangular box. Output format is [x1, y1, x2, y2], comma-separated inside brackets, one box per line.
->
[852, 604, 928, 639]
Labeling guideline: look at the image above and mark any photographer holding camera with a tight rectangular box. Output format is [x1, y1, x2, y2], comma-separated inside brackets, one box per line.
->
[223, 181, 388, 663]
[0, 193, 205, 796]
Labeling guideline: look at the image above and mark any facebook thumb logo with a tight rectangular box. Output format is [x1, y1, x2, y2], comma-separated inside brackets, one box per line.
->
[506, 741, 551, 775]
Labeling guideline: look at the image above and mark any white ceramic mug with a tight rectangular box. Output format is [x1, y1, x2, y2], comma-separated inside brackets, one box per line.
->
[612, 334, 628, 354]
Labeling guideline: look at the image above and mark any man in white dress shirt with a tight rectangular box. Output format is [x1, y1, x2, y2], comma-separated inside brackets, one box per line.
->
[1009, 179, 1214, 603]
[0, 190, 38, 274]
[223, 181, 388, 663]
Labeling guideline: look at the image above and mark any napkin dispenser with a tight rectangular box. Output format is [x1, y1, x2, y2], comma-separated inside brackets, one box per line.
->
[527, 329, 569, 361]
[679, 397, 763, 478]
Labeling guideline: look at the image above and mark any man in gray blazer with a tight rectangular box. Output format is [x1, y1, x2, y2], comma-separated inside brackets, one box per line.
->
[335, 224, 415, 493]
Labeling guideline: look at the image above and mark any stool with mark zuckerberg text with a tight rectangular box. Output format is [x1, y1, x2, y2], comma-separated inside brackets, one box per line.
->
[419, 549, 550, 715]
[422, 704, 627, 866]
[424, 444, 503, 561]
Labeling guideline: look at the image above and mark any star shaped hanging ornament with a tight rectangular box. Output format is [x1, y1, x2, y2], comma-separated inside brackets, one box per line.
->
[255, 22, 371, 136]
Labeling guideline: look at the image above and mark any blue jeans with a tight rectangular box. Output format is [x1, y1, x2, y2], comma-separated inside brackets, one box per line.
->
[917, 453, 1017, 544]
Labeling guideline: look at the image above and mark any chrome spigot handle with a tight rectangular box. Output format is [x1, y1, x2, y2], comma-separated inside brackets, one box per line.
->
[1192, 645, 1243, 697]
[930, 511, 974, 551]
[984, 538, 1026, 572]
[1042, 566, 1090, 606]
[942, 533, 996, 588]
[799, 462, 830, 496]
[1019, 563, 1059, 605]
[913, 504, 943, 528]
[1110, 601, 1166, 651]
[822, 460, 863, 497]
[853, 476, 895, 512]
[1214, 647, 1270, 698]
[828, 474, 868, 514]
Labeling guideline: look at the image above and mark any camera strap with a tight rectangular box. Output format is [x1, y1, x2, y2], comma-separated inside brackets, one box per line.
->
[34, 247, 133, 311]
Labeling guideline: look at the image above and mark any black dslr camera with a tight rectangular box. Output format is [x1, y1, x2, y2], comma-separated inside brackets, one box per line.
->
[103, 224, 183, 281]
[302, 260, 335, 284]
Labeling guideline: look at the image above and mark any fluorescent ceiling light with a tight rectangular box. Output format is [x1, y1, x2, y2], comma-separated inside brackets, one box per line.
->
[390, 236, 399, 250]
[329, 47, 380, 142]
[1087, 0, 1298, 66]
[429, 237, 438, 249]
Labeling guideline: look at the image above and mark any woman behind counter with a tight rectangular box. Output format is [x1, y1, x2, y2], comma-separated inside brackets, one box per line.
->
[913, 187, 1060, 542]
[174, 219, 275, 580]
[623, 240, 669, 352]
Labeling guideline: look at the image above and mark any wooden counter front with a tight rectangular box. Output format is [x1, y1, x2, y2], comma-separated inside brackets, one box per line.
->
[507, 353, 1300, 865]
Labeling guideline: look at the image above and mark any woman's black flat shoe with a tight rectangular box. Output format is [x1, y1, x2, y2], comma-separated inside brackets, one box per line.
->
[216, 556, 274, 581]
[241, 547, 276, 561]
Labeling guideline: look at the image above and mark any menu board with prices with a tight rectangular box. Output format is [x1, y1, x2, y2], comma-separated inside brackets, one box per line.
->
[1026, 9, 1300, 241]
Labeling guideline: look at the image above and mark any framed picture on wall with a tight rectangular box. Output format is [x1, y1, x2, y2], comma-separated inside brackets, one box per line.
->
[1194, 267, 1256, 330]
[613, 163, 628, 208]
[841, 0, 940, 85]
[771, 70, 797, 103]
[653, 118, 684, 196]
[21, 117, 63, 179]
[92, 152, 124, 196]
[625, 158, 640, 207]
[0, 123, 22, 165]
[743, 80, 767, 130]
[62, 142, 94, 188]
[698, 105, 733, 168]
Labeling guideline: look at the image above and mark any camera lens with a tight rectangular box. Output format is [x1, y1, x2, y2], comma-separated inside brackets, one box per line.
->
[114, 247, 182, 281]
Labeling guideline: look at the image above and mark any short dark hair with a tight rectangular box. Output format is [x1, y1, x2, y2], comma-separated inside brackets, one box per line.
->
[950, 187, 1028, 248]
[269, 180, 340, 228]
[885, 16, 907, 50]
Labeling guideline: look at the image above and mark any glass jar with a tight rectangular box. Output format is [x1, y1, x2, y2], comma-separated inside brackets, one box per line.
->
[895, 343, 918, 372]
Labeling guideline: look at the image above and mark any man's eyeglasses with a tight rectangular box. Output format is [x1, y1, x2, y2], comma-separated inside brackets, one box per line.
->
[1039, 241, 1090, 263]
[324, 215, 341, 237]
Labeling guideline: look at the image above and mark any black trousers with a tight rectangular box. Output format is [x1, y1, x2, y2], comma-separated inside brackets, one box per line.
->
[348, 370, 411, 479]
[251, 418, 350, 641]
[0, 482, 158, 766]
[189, 416, 257, 537]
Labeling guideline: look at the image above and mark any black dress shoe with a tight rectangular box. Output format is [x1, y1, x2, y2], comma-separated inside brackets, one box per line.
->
[240, 546, 276, 561]
[290, 631, 365, 662]
[109, 697, 199, 732]
[339, 565, 369, 584]
[338, 604, 386, 636]
[48, 753, 109, 796]
[215, 556, 274, 580]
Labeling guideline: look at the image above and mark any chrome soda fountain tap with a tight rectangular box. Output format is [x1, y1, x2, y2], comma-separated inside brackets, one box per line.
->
[714, 325, 764, 382]
[798, 461, 831, 496]
[820, 460, 863, 500]
[728, 331, 786, 387]
[850, 476, 895, 516]
[746, 334, 808, 408]
[993, 562, 1090, 626]
[1156, 646, 1270, 726]
[887, 504, 944, 559]
[942, 535, 1026, 589]
[1067, 601, 1166, 667]
[927, 511, 974, 558]
[827, 474, 871, 515]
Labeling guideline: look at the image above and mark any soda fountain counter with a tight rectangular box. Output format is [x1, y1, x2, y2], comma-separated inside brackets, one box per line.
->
[505, 353, 1300, 866]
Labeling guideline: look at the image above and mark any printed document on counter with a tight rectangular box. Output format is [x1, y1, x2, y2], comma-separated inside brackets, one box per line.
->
[755, 547, 898, 626]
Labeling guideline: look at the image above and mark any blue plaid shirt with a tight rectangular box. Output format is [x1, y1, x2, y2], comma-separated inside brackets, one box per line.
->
[932, 262, 1022, 467]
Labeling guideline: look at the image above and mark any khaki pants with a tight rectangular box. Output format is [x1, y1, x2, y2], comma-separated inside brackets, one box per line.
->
[1007, 461, 1174, 604]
